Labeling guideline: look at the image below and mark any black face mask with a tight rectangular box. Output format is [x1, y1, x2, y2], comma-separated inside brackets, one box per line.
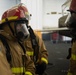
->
[65, 13, 76, 28]
[14, 21, 30, 40]
[65, 12, 76, 37]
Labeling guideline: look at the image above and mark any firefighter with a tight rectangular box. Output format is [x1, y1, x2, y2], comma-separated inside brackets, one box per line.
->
[16, 2, 48, 75]
[65, 0, 76, 75]
[0, 3, 35, 75]
[23, 8, 48, 75]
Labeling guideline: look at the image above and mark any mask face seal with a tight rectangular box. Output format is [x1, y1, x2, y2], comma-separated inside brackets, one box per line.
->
[14, 21, 30, 40]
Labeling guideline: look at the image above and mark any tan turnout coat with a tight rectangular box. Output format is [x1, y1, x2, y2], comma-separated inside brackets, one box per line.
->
[67, 41, 76, 75]
[0, 31, 35, 75]
[24, 32, 48, 65]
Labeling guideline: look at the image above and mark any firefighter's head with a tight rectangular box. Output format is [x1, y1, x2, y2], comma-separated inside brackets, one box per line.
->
[0, 3, 30, 41]
[65, 0, 76, 29]
[64, 0, 76, 37]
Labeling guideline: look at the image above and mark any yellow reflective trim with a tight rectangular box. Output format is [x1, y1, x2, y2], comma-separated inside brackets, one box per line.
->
[41, 57, 48, 64]
[1, 16, 18, 23]
[8, 16, 18, 21]
[11, 67, 25, 73]
[26, 51, 34, 56]
[67, 72, 72, 75]
[71, 54, 76, 60]
[1, 19, 6, 23]
[25, 71, 32, 75]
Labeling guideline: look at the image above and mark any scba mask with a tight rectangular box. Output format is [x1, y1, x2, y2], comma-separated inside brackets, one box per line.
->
[15, 21, 30, 40]
[65, 12, 76, 29]
[65, 11, 76, 37]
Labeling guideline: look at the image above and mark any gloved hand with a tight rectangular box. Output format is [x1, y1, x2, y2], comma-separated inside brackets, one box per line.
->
[66, 48, 71, 59]
[36, 62, 47, 75]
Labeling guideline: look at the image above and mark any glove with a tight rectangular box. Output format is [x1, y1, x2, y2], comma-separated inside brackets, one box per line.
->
[36, 62, 47, 75]
[66, 48, 71, 59]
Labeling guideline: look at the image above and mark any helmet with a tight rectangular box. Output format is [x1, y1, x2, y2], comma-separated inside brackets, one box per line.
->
[1, 3, 30, 24]
[69, 0, 76, 12]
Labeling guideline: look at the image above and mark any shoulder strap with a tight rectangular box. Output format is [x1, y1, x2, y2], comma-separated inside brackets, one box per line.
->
[29, 26, 39, 63]
[0, 34, 11, 63]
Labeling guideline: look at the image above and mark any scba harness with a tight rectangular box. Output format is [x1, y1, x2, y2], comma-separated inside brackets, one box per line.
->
[0, 26, 39, 64]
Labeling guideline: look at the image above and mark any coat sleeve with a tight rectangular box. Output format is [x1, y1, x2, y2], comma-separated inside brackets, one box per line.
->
[35, 33, 48, 64]
[25, 54, 36, 75]
[0, 41, 13, 75]
[69, 41, 76, 74]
